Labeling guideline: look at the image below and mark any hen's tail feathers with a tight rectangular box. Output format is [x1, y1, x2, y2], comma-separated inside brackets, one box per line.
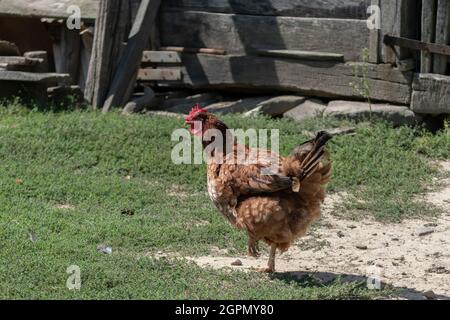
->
[296, 131, 332, 182]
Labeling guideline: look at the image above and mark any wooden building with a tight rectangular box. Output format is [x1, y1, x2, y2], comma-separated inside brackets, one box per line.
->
[0, 0, 449, 114]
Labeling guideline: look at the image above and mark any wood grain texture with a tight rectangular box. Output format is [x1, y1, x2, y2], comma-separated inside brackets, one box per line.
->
[160, 11, 370, 61]
[433, 0, 450, 74]
[421, 0, 437, 73]
[411, 73, 450, 114]
[162, 0, 371, 18]
[177, 54, 412, 104]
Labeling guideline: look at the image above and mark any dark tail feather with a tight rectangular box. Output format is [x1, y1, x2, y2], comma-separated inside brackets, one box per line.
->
[299, 131, 332, 180]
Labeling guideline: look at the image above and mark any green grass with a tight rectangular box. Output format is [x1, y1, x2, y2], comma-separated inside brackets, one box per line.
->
[0, 104, 448, 299]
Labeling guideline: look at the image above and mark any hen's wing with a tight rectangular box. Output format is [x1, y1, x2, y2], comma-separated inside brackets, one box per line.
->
[220, 147, 295, 195]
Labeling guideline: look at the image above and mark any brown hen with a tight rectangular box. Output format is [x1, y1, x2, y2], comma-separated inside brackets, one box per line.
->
[185, 105, 332, 272]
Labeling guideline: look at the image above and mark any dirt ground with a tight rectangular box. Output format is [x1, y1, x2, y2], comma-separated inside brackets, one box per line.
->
[176, 161, 450, 300]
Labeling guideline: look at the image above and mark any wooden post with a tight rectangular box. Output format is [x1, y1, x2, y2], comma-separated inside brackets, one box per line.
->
[53, 27, 81, 85]
[433, 0, 450, 74]
[84, 0, 131, 109]
[102, 0, 161, 113]
[369, 0, 380, 63]
[421, 0, 437, 73]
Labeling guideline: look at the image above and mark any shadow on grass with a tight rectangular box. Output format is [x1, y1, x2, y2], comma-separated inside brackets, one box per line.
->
[270, 271, 450, 300]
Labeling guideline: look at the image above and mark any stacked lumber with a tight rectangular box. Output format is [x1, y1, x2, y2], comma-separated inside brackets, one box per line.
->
[0, 40, 78, 105]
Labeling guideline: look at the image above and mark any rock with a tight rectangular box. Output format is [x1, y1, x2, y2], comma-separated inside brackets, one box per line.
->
[163, 92, 222, 110]
[283, 98, 325, 121]
[423, 290, 437, 300]
[337, 231, 345, 238]
[424, 223, 438, 228]
[97, 245, 112, 255]
[348, 225, 357, 229]
[324, 100, 422, 126]
[426, 266, 450, 274]
[231, 259, 243, 266]
[245, 96, 306, 117]
[415, 227, 435, 237]
[356, 244, 368, 250]
[206, 97, 270, 114]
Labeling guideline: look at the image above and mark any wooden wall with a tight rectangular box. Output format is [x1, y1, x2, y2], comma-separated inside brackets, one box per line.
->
[159, 0, 372, 61]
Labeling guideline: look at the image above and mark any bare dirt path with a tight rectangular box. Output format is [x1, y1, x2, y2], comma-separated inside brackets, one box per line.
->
[181, 161, 450, 300]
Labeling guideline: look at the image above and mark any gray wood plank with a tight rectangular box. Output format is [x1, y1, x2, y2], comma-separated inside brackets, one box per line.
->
[177, 54, 412, 105]
[142, 51, 182, 64]
[411, 73, 450, 113]
[102, 0, 161, 112]
[421, 0, 437, 73]
[162, 0, 371, 18]
[0, 0, 99, 20]
[137, 69, 182, 81]
[160, 11, 370, 61]
[433, 0, 450, 74]
[0, 70, 70, 83]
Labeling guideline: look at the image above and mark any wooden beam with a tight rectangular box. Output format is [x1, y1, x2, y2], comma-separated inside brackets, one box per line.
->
[160, 11, 370, 61]
[384, 35, 450, 57]
[52, 27, 81, 85]
[421, 0, 437, 73]
[433, 0, 450, 74]
[84, 0, 131, 109]
[137, 68, 182, 81]
[412, 73, 450, 114]
[142, 51, 182, 64]
[0, 56, 43, 66]
[102, 0, 161, 112]
[161, 0, 372, 19]
[176, 54, 412, 105]
[0, 70, 70, 84]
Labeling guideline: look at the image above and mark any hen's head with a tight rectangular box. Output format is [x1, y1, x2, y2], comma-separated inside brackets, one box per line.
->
[185, 104, 228, 137]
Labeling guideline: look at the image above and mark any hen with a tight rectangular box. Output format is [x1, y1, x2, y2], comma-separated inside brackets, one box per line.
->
[185, 104, 332, 272]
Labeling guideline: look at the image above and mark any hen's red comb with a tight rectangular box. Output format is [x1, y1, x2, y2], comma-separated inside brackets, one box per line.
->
[186, 103, 207, 120]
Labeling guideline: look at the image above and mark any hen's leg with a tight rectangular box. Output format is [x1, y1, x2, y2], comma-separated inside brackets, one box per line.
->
[257, 244, 277, 273]
[247, 238, 260, 258]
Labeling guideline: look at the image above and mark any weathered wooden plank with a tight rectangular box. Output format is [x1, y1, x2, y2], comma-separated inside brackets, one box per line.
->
[84, 0, 131, 109]
[52, 27, 81, 85]
[0, 56, 43, 66]
[24, 51, 49, 72]
[177, 54, 412, 105]
[102, 0, 161, 112]
[421, 0, 437, 73]
[368, 0, 380, 63]
[0, 70, 70, 84]
[162, 0, 371, 18]
[137, 68, 182, 81]
[160, 11, 370, 61]
[0, 0, 99, 20]
[142, 51, 182, 64]
[411, 73, 450, 114]
[433, 0, 450, 74]
[256, 49, 344, 61]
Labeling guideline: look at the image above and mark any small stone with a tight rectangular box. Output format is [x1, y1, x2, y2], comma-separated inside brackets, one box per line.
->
[121, 208, 135, 216]
[392, 238, 399, 241]
[423, 290, 437, 300]
[392, 261, 399, 266]
[28, 232, 37, 243]
[231, 259, 243, 266]
[348, 225, 357, 229]
[337, 231, 345, 238]
[415, 228, 435, 237]
[97, 245, 113, 255]
[356, 244, 368, 250]
[424, 223, 438, 228]
[426, 266, 450, 274]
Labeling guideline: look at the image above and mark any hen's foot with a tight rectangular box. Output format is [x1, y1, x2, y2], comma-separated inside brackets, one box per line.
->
[256, 267, 275, 273]
[247, 245, 260, 258]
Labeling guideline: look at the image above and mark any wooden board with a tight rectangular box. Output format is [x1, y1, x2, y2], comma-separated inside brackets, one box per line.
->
[421, 0, 437, 73]
[161, 0, 371, 18]
[176, 54, 412, 105]
[0, 0, 99, 20]
[142, 51, 181, 64]
[160, 11, 370, 61]
[433, 0, 450, 74]
[0, 70, 70, 84]
[411, 73, 450, 114]
[138, 68, 181, 81]
[0, 56, 43, 66]
[0, 40, 20, 55]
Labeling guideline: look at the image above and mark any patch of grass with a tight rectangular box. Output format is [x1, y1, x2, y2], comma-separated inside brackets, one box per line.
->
[0, 104, 448, 299]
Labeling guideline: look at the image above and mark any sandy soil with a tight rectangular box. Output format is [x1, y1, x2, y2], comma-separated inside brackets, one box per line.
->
[160, 162, 450, 300]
